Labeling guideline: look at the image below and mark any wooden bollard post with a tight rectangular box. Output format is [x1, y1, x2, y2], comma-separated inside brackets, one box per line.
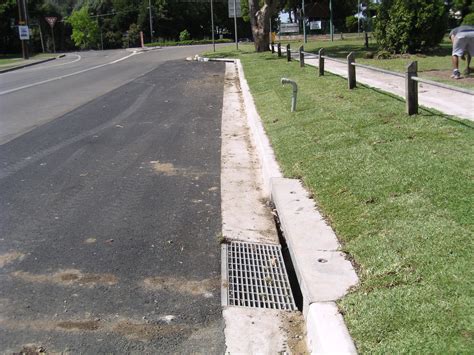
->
[406, 61, 418, 115]
[347, 52, 356, 89]
[299, 46, 304, 67]
[287, 44, 291, 62]
[271, 42, 274, 53]
[318, 48, 325, 76]
[277, 43, 281, 57]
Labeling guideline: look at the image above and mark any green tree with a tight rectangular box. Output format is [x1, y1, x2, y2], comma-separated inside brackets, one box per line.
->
[374, 0, 447, 53]
[67, 6, 99, 49]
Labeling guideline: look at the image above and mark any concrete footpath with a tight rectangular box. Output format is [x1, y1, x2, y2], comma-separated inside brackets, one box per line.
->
[282, 47, 474, 121]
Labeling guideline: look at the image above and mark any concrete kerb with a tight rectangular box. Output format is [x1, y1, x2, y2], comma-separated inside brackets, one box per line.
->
[199, 55, 359, 354]
[0, 55, 60, 74]
[237, 58, 358, 354]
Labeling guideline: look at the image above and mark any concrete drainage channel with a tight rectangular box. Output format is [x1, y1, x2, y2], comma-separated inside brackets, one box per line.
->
[207, 55, 359, 354]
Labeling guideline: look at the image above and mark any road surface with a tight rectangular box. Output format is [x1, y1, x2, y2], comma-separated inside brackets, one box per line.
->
[0, 47, 226, 353]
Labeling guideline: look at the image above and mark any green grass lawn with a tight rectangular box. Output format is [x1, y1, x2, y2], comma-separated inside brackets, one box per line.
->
[204, 45, 473, 353]
[0, 53, 55, 67]
[274, 37, 474, 89]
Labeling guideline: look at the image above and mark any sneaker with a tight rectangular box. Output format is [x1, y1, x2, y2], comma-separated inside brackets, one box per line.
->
[451, 69, 461, 79]
[463, 68, 471, 76]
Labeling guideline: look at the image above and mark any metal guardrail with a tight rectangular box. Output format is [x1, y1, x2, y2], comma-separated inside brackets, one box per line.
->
[321, 56, 346, 65]
[412, 76, 474, 95]
[271, 42, 473, 115]
[351, 62, 405, 78]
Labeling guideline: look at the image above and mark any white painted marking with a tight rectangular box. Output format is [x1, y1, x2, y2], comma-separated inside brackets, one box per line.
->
[0, 52, 140, 96]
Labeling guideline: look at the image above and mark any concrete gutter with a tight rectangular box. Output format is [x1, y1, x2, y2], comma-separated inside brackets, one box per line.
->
[237, 58, 358, 354]
[202, 56, 359, 354]
[0, 55, 63, 74]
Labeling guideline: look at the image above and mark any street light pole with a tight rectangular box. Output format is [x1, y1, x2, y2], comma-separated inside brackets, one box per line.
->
[357, 0, 360, 37]
[210, 0, 215, 52]
[233, 0, 238, 50]
[17, 0, 29, 59]
[302, 0, 306, 44]
[329, 0, 333, 41]
[148, 0, 153, 41]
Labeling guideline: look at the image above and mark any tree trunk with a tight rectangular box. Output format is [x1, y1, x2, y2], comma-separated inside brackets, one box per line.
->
[249, 0, 276, 52]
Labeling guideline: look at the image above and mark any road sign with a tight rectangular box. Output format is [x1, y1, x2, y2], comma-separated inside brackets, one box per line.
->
[45, 16, 57, 28]
[280, 23, 299, 34]
[18, 25, 30, 40]
[310, 21, 321, 30]
[228, 0, 241, 18]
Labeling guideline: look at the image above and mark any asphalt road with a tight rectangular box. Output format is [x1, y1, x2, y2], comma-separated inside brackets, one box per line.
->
[0, 48, 226, 353]
[0, 46, 224, 144]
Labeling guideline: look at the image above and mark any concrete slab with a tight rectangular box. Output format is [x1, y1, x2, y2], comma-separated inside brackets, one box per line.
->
[307, 302, 357, 355]
[223, 307, 287, 353]
[220, 62, 279, 245]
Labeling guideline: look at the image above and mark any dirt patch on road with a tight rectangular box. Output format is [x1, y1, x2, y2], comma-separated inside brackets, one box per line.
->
[1, 317, 189, 343]
[57, 320, 100, 331]
[142, 276, 218, 297]
[0, 251, 25, 268]
[113, 320, 188, 341]
[150, 160, 178, 176]
[281, 311, 308, 354]
[12, 269, 118, 287]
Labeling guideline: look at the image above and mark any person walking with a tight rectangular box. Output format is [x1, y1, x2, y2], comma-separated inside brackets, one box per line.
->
[450, 25, 474, 79]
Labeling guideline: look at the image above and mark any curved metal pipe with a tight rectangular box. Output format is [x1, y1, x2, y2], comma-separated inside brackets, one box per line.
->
[281, 78, 298, 112]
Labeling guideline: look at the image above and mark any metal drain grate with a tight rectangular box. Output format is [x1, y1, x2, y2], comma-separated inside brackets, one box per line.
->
[222, 241, 297, 310]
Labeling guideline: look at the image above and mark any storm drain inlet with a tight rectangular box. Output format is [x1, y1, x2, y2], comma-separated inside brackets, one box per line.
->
[222, 241, 297, 310]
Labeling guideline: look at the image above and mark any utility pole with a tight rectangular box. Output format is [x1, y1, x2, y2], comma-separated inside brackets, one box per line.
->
[233, 0, 238, 50]
[148, 0, 154, 42]
[17, 0, 29, 59]
[210, 0, 215, 52]
[302, 0, 306, 43]
[329, 0, 333, 42]
[357, 0, 360, 37]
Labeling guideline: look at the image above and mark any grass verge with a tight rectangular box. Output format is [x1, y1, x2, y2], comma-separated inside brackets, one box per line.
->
[0, 53, 55, 67]
[204, 45, 473, 353]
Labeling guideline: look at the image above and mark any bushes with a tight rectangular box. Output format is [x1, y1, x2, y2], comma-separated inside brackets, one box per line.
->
[374, 0, 447, 53]
[346, 15, 358, 33]
[462, 13, 474, 25]
[179, 29, 191, 41]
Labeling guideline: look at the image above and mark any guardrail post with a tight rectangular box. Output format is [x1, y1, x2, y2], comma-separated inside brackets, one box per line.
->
[287, 44, 291, 62]
[318, 48, 325, 76]
[271, 42, 274, 54]
[347, 52, 356, 89]
[277, 43, 281, 57]
[405, 61, 418, 115]
[299, 46, 304, 67]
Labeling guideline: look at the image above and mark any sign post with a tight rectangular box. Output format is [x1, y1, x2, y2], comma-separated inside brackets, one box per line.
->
[45, 16, 57, 53]
[17, 0, 29, 59]
[210, 0, 215, 52]
[228, 0, 241, 50]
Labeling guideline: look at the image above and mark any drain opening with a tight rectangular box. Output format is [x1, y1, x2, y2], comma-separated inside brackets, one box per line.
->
[274, 213, 304, 312]
[223, 241, 297, 311]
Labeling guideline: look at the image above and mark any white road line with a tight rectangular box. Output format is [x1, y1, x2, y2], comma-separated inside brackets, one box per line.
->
[0, 51, 140, 96]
